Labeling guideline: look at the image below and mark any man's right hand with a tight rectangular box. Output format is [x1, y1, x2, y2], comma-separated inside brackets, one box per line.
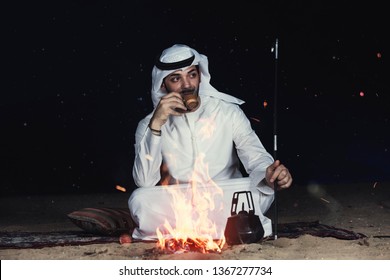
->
[149, 92, 187, 130]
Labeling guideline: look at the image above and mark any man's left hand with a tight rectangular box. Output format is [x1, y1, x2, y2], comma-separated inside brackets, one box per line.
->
[265, 160, 293, 190]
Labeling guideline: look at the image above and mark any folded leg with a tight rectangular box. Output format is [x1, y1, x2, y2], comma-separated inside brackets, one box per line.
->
[128, 177, 274, 240]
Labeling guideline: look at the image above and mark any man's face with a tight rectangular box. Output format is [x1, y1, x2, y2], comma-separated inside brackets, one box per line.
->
[162, 65, 200, 96]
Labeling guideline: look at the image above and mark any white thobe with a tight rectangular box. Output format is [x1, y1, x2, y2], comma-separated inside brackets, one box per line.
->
[129, 95, 275, 240]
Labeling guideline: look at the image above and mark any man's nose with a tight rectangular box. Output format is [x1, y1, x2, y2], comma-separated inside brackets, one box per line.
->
[181, 77, 192, 88]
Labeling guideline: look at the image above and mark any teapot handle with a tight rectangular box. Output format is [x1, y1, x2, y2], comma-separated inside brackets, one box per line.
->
[230, 191, 256, 216]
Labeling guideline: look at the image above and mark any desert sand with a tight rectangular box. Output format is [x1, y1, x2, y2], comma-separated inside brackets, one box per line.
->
[1, 181, 389, 260]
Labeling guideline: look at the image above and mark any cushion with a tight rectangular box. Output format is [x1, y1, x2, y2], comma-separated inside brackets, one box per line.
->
[67, 207, 134, 236]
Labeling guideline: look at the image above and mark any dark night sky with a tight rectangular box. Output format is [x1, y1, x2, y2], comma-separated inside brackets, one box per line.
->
[2, 1, 389, 195]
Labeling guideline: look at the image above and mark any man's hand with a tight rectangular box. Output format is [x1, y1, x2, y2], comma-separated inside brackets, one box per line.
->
[265, 160, 293, 190]
[149, 92, 187, 130]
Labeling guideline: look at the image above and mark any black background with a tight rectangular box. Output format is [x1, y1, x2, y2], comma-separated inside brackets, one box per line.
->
[2, 1, 389, 195]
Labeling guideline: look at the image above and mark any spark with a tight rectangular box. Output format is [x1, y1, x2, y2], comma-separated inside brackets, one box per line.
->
[116, 185, 126, 192]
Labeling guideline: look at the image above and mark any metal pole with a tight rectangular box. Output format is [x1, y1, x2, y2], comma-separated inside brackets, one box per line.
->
[273, 38, 279, 240]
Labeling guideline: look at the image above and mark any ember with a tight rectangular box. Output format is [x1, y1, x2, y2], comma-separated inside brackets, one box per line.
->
[115, 185, 126, 192]
[160, 238, 222, 254]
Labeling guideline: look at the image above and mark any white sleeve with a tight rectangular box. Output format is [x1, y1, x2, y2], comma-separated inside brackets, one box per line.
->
[232, 106, 275, 195]
[132, 116, 163, 187]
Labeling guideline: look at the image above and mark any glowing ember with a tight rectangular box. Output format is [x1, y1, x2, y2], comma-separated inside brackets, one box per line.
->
[155, 153, 226, 254]
[160, 237, 222, 254]
[115, 185, 126, 192]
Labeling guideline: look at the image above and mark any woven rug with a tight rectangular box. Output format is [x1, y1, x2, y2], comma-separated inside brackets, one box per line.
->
[0, 221, 366, 249]
[276, 220, 367, 240]
[0, 231, 118, 249]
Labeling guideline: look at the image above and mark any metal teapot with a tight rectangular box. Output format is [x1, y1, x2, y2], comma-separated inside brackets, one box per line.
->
[224, 191, 264, 245]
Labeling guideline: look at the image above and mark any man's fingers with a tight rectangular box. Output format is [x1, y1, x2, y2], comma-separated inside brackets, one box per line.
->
[271, 159, 280, 169]
[157, 94, 187, 116]
[266, 160, 292, 189]
[269, 161, 282, 182]
[278, 173, 292, 187]
[279, 176, 293, 189]
[270, 164, 290, 184]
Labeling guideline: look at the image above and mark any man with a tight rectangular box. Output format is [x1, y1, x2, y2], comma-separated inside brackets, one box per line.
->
[129, 44, 292, 240]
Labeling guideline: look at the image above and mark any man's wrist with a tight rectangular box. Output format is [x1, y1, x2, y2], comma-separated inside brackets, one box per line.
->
[148, 122, 161, 136]
[148, 118, 163, 130]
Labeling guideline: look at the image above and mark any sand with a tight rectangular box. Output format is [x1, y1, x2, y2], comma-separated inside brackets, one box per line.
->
[0, 181, 389, 260]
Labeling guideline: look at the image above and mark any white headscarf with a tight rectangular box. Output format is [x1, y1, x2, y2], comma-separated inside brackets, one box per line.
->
[151, 44, 245, 108]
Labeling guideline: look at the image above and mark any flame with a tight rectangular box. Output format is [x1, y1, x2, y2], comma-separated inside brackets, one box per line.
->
[156, 153, 226, 253]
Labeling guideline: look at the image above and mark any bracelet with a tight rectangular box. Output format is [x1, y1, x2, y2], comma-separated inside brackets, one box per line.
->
[148, 124, 161, 136]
